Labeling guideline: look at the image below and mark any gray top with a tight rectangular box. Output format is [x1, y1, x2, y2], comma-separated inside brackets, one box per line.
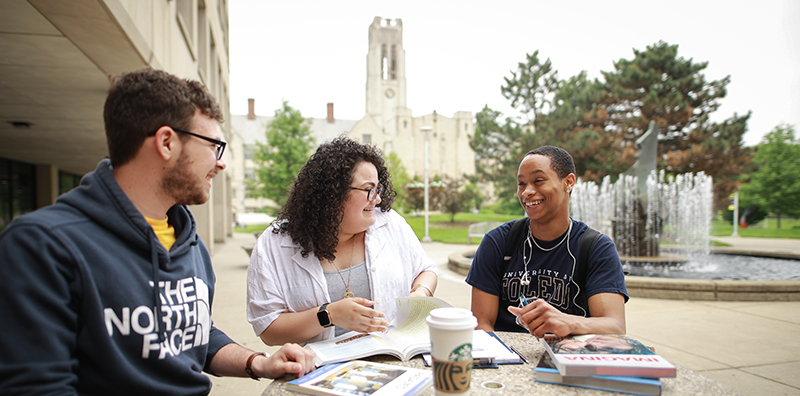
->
[324, 261, 372, 336]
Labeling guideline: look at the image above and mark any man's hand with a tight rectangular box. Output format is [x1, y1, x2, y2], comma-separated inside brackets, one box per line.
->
[255, 343, 316, 379]
[508, 299, 575, 337]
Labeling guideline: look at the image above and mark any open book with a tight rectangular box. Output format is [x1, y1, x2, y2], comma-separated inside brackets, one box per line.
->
[306, 297, 451, 366]
[541, 334, 676, 378]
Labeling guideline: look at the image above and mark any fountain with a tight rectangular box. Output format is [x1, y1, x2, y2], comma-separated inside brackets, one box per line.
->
[571, 121, 712, 263]
[447, 120, 800, 301]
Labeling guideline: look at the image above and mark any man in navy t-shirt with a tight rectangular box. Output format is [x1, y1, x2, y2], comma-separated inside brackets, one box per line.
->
[467, 146, 628, 337]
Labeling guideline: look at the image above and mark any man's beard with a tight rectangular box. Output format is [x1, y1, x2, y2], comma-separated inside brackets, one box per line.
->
[160, 151, 209, 206]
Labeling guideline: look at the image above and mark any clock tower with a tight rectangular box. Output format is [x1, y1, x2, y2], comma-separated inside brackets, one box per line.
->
[365, 17, 409, 137]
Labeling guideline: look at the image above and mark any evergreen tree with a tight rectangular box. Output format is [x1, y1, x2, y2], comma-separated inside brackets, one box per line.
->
[248, 100, 315, 208]
[501, 50, 560, 125]
[602, 41, 751, 209]
[536, 72, 635, 183]
[740, 124, 800, 228]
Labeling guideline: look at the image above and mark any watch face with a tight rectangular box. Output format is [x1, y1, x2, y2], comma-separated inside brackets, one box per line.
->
[385, 88, 395, 98]
[317, 309, 332, 327]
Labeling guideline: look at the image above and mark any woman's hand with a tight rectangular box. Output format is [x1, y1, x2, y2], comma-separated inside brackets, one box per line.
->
[329, 297, 389, 333]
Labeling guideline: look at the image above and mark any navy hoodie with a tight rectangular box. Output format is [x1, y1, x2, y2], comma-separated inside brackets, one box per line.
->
[0, 159, 234, 395]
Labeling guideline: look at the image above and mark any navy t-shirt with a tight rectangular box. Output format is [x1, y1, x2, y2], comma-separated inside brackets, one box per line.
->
[466, 219, 628, 332]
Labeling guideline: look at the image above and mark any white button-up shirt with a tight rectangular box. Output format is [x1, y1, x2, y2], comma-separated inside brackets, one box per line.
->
[247, 209, 438, 343]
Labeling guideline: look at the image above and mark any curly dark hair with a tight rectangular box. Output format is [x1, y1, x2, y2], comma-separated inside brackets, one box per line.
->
[527, 146, 576, 179]
[273, 136, 397, 261]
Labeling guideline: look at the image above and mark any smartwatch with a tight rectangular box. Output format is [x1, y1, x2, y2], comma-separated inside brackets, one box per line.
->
[317, 303, 333, 328]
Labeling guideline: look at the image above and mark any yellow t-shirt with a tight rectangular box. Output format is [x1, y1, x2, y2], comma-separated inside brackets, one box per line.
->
[146, 216, 176, 251]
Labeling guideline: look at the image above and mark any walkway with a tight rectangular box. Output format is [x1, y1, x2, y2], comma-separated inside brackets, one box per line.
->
[208, 233, 800, 396]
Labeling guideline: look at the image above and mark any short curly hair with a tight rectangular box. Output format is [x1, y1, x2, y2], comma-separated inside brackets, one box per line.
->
[274, 136, 396, 261]
[526, 146, 576, 179]
[103, 68, 223, 167]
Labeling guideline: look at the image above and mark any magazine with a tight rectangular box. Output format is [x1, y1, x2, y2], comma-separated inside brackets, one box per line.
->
[535, 354, 662, 396]
[306, 297, 452, 366]
[287, 360, 432, 396]
[540, 334, 676, 378]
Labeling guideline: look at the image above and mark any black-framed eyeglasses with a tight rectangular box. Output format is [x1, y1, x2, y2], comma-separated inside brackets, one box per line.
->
[148, 127, 226, 160]
[349, 186, 384, 202]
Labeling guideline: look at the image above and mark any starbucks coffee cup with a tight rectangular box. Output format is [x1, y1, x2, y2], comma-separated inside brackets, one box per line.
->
[427, 308, 477, 395]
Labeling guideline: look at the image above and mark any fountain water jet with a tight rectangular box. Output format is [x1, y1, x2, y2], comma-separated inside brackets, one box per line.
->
[570, 121, 713, 263]
[571, 170, 713, 263]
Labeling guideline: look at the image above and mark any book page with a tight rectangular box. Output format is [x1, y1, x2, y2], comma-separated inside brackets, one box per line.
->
[309, 332, 398, 365]
[307, 297, 453, 365]
[386, 297, 452, 354]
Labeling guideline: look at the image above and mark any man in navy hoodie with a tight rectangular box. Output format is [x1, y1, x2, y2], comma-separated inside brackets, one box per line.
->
[0, 69, 315, 395]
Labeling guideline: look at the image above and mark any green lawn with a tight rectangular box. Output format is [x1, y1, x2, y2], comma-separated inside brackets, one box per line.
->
[402, 212, 520, 244]
[711, 217, 800, 239]
[234, 224, 270, 234]
[236, 212, 800, 244]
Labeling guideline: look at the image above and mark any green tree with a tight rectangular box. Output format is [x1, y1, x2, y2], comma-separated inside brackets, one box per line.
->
[385, 151, 411, 213]
[602, 41, 752, 209]
[469, 105, 525, 214]
[436, 175, 476, 222]
[248, 100, 315, 208]
[536, 72, 634, 183]
[501, 50, 560, 125]
[739, 124, 800, 228]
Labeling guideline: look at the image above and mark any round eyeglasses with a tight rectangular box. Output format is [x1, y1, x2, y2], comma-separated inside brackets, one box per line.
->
[349, 186, 384, 201]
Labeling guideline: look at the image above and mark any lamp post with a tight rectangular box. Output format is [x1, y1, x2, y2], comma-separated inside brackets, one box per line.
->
[731, 190, 739, 237]
[421, 126, 433, 242]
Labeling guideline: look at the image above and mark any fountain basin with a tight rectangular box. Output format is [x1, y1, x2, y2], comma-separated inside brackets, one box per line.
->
[448, 249, 800, 301]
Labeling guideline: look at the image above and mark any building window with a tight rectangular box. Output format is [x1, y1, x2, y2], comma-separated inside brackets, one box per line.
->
[176, 0, 196, 59]
[363, 134, 372, 144]
[198, 10, 208, 80]
[244, 145, 255, 160]
[403, 120, 407, 128]
[0, 158, 36, 232]
[381, 44, 388, 80]
[58, 171, 82, 195]
[390, 45, 397, 80]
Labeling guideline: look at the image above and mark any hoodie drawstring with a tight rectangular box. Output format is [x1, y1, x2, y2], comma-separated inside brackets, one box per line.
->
[150, 236, 166, 343]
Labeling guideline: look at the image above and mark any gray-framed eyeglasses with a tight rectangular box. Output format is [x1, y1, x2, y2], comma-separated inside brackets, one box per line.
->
[349, 186, 384, 201]
[148, 127, 226, 160]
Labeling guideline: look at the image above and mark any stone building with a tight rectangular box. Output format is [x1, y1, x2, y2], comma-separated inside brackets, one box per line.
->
[351, 17, 476, 181]
[231, 16, 477, 215]
[0, 0, 235, 252]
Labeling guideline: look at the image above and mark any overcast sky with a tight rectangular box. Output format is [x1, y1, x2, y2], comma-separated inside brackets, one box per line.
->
[229, 0, 799, 146]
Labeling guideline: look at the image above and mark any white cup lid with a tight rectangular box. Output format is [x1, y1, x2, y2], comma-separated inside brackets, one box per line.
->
[426, 307, 477, 330]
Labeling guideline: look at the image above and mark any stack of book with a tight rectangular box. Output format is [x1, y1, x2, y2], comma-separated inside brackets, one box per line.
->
[536, 334, 677, 396]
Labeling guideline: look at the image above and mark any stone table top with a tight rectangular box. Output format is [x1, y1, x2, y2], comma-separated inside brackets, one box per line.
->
[260, 331, 737, 396]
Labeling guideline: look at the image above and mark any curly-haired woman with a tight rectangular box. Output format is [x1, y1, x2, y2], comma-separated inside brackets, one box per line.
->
[247, 136, 438, 345]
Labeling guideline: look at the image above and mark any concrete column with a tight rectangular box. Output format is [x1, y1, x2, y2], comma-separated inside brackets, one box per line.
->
[213, 171, 226, 243]
[35, 164, 59, 208]
[193, 201, 214, 254]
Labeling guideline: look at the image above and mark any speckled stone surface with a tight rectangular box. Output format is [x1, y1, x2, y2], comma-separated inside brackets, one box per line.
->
[260, 332, 738, 395]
